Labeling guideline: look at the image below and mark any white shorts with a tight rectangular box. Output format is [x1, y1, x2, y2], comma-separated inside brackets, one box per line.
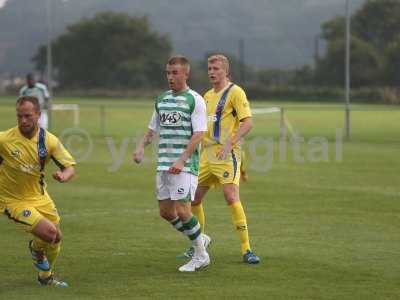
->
[39, 110, 48, 129]
[156, 171, 198, 201]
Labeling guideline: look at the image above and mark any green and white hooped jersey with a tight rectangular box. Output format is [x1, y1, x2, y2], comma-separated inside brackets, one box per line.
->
[19, 83, 50, 109]
[148, 88, 207, 175]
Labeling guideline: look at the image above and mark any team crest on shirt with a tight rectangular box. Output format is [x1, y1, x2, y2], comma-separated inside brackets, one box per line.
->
[22, 209, 31, 217]
[10, 149, 21, 158]
[223, 171, 230, 178]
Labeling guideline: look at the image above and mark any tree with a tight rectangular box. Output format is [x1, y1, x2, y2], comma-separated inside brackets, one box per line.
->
[384, 36, 400, 85]
[353, 0, 400, 51]
[32, 11, 172, 89]
[320, 16, 346, 41]
[315, 36, 383, 87]
[317, 0, 400, 87]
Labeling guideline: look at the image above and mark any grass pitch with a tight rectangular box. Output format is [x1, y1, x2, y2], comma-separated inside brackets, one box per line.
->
[0, 96, 399, 299]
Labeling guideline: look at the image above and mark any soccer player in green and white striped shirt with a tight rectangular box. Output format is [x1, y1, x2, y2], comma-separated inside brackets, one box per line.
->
[134, 55, 210, 272]
[20, 73, 50, 129]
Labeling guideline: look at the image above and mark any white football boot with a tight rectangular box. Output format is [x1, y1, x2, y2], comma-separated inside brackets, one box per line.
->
[178, 252, 210, 272]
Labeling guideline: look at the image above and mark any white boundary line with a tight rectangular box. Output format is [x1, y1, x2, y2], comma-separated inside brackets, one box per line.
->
[252, 107, 281, 114]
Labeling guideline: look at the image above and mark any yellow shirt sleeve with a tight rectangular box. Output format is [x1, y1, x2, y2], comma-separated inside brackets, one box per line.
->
[47, 133, 76, 169]
[231, 86, 252, 121]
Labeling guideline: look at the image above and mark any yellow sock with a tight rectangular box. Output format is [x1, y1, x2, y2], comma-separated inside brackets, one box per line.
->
[39, 270, 52, 279]
[34, 239, 61, 279]
[45, 241, 61, 269]
[192, 203, 205, 233]
[229, 201, 251, 255]
[32, 237, 47, 252]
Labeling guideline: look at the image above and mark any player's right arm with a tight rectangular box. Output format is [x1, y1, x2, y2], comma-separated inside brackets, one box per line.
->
[133, 110, 159, 164]
[19, 85, 26, 96]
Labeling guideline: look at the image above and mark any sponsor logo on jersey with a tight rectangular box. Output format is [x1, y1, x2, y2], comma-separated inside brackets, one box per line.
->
[20, 163, 39, 173]
[208, 115, 217, 122]
[177, 187, 185, 194]
[159, 111, 182, 126]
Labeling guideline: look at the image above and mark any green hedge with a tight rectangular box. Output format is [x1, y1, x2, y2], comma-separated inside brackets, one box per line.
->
[246, 84, 400, 104]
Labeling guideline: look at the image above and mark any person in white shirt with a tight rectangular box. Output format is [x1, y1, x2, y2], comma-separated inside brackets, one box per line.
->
[20, 73, 50, 129]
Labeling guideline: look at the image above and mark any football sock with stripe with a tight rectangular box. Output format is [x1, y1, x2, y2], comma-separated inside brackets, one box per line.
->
[169, 216, 185, 233]
[182, 215, 205, 255]
[229, 201, 251, 255]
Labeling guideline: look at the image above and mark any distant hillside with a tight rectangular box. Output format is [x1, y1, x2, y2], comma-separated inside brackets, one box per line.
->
[0, 0, 365, 73]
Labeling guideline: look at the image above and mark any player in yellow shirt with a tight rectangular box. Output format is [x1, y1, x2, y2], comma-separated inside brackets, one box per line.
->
[183, 54, 260, 263]
[0, 96, 76, 287]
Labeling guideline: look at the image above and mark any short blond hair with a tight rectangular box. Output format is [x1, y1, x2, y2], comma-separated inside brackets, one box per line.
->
[167, 55, 191, 73]
[16, 96, 40, 113]
[208, 54, 230, 74]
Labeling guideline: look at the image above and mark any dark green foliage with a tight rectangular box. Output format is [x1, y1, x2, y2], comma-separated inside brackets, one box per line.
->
[316, 0, 400, 88]
[353, 0, 400, 50]
[32, 12, 172, 89]
[384, 35, 400, 86]
[316, 37, 383, 88]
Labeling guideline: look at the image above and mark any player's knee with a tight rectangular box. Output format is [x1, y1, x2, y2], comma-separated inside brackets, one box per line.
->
[159, 210, 175, 221]
[42, 225, 58, 243]
[176, 211, 191, 223]
[54, 229, 63, 243]
[224, 191, 237, 204]
[223, 185, 239, 203]
[32, 219, 58, 243]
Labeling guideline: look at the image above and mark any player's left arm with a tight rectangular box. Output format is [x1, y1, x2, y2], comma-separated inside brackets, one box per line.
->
[231, 117, 253, 144]
[53, 166, 75, 183]
[169, 96, 207, 174]
[42, 84, 50, 110]
[49, 135, 76, 183]
[217, 118, 253, 160]
[217, 88, 253, 160]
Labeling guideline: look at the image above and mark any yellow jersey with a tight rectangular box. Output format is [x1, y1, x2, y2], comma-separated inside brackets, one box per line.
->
[203, 83, 252, 151]
[0, 127, 75, 205]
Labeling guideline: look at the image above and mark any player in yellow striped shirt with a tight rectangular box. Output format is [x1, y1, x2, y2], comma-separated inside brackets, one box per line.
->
[184, 54, 260, 263]
[0, 96, 76, 287]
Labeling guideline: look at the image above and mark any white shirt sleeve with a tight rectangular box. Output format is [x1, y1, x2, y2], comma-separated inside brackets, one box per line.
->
[37, 83, 50, 98]
[19, 86, 26, 96]
[148, 110, 159, 132]
[191, 94, 207, 132]
[43, 85, 50, 98]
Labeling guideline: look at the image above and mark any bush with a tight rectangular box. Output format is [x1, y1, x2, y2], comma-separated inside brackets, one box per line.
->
[245, 83, 397, 104]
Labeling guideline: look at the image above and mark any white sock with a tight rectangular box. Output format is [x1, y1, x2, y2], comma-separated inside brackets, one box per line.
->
[192, 235, 207, 258]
